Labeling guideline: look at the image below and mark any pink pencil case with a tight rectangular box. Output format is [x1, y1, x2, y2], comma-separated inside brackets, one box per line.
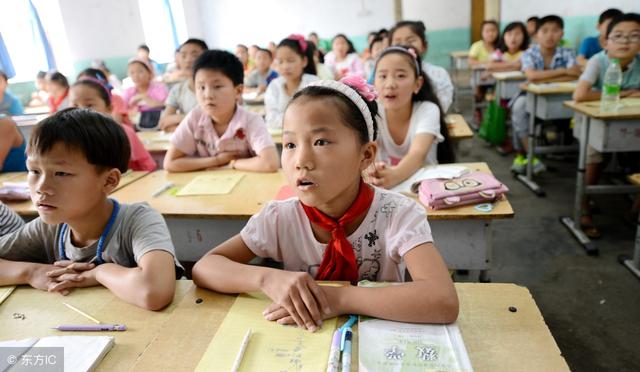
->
[418, 171, 509, 210]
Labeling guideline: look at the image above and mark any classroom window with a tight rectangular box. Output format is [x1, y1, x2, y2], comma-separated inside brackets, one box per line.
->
[137, 0, 188, 64]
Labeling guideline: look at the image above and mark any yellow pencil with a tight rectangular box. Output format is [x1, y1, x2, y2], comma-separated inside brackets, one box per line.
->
[63, 302, 101, 324]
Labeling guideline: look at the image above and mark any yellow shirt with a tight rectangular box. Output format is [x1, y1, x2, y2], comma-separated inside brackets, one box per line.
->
[503, 50, 523, 62]
[469, 40, 493, 62]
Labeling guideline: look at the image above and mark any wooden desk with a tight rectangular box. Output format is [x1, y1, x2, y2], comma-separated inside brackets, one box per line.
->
[11, 113, 50, 143]
[517, 82, 579, 196]
[492, 71, 526, 100]
[111, 169, 286, 261]
[560, 99, 640, 255]
[136, 130, 172, 169]
[446, 114, 473, 141]
[23, 105, 50, 115]
[5, 171, 149, 219]
[450, 50, 469, 70]
[0, 281, 568, 372]
[470, 64, 495, 87]
[413, 162, 514, 281]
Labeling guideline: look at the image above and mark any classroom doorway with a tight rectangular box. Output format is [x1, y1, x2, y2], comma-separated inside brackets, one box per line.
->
[471, 0, 500, 42]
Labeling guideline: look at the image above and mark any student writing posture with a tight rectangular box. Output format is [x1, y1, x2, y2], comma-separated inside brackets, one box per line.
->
[573, 12, 640, 238]
[159, 38, 209, 132]
[164, 50, 279, 173]
[0, 109, 182, 311]
[389, 20, 454, 112]
[0, 117, 27, 172]
[510, 15, 580, 175]
[69, 75, 157, 171]
[193, 76, 458, 330]
[367, 46, 455, 189]
[265, 34, 319, 130]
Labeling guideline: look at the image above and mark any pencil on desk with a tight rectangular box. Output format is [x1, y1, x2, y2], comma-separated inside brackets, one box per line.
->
[231, 329, 252, 372]
[63, 302, 101, 324]
[151, 182, 174, 197]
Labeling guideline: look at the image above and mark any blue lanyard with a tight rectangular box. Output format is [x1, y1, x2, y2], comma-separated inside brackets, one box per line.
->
[58, 199, 120, 265]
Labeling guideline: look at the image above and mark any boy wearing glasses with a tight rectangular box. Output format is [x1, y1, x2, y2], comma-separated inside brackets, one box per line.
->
[572, 12, 640, 238]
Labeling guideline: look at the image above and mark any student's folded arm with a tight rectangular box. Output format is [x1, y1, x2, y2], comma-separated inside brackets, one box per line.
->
[388, 133, 435, 188]
[93, 250, 176, 311]
[524, 68, 566, 82]
[0, 259, 55, 290]
[233, 147, 279, 172]
[325, 242, 459, 324]
[193, 234, 274, 294]
[159, 106, 184, 131]
[573, 80, 601, 102]
[163, 144, 221, 172]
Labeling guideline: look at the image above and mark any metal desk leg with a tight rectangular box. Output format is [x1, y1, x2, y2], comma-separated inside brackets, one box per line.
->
[517, 93, 545, 196]
[561, 115, 598, 255]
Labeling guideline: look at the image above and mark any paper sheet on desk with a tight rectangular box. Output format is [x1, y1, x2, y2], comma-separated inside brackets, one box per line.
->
[391, 166, 470, 195]
[528, 81, 577, 90]
[176, 173, 244, 196]
[493, 71, 525, 79]
[195, 292, 338, 372]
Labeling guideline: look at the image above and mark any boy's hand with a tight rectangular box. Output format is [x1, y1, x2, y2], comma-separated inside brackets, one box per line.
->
[47, 266, 101, 295]
[26, 263, 60, 291]
[260, 271, 331, 332]
[263, 286, 343, 329]
[566, 65, 582, 77]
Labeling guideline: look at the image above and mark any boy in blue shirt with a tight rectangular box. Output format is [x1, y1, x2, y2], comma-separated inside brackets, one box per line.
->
[0, 70, 24, 116]
[577, 8, 623, 66]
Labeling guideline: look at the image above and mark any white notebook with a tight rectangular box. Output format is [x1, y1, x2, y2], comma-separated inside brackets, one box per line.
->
[0, 336, 114, 372]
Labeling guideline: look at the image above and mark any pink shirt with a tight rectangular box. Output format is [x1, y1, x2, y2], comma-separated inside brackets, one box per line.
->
[171, 105, 275, 158]
[122, 82, 168, 112]
[241, 187, 434, 282]
[121, 125, 157, 171]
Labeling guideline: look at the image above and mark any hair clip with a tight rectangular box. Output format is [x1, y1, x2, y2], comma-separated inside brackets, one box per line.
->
[287, 34, 308, 52]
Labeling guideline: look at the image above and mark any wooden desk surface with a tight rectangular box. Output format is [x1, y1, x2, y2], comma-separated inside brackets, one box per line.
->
[23, 105, 50, 115]
[11, 113, 50, 126]
[629, 173, 640, 186]
[137, 130, 172, 152]
[451, 51, 470, 58]
[419, 162, 515, 220]
[564, 98, 640, 120]
[446, 114, 473, 140]
[4, 171, 149, 217]
[110, 169, 286, 219]
[0, 172, 24, 183]
[244, 104, 266, 117]
[0, 282, 568, 372]
[521, 81, 577, 95]
[492, 71, 526, 81]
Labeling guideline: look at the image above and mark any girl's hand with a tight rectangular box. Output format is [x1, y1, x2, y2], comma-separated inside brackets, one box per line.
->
[368, 162, 397, 189]
[260, 270, 331, 332]
[211, 152, 236, 167]
[130, 93, 148, 106]
[262, 286, 343, 329]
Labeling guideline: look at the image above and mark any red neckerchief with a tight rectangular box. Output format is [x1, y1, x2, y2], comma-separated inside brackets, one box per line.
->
[48, 89, 69, 113]
[300, 179, 374, 284]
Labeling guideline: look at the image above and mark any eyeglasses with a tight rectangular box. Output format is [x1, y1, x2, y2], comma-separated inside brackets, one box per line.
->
[444, 179, 482, 191]
[608, 33, 640, 44]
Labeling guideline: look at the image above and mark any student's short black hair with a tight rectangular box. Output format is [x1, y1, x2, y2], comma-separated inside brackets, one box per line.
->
[289, 85, 379, 143]
[77, 68, 108, 83]
[606, 13, 640, 38]
[277, 37, 317, 75]
[36, 71, 47, 80]
[498, 22, 530, 52]
[192, 49, 244, 85]
[537, 15, 564, 32]
[256, 47, 272, 59]
[236, 44, 248, 51]
[28, 108, 130, 173]
[0, 70, 7, 82]
[369, 35, 385, 52]
[527, 16, 539, 24]
[332, 34, 357, 54]
[46, 71, 69, 88]
[378, 28, 389, 37]
[138, 44, 150, 53]
[180, 38, 208, 51]
[389, 20, 428, 49]
[599, 8, 623, 25]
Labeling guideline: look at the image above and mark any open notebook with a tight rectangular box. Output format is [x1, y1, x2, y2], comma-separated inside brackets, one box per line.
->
[0, 336, 114, 372]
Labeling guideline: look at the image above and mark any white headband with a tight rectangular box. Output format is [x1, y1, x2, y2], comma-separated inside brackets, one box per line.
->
[307, 80, 375, 142]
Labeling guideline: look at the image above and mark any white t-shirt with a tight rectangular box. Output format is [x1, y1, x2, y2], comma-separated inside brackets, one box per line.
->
[264, 73, 318, 129]
[240, 187, 434, 282]
[376, 100, 444, 166]
[423, 62, 454, 113]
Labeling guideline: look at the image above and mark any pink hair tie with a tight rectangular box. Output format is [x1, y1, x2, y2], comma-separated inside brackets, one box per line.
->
[340, 75, 378, 102]
[287, 34, 308, 52]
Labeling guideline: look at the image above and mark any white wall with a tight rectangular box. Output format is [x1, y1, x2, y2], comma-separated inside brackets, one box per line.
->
[188, 0, 396, 49]
[402, 0, 470, 31]
[58, 0, 145, 61]
[501, 0, 640, 22]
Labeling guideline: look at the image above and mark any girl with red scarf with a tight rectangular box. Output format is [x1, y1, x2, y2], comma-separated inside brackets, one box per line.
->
[193, 76, 458, 331]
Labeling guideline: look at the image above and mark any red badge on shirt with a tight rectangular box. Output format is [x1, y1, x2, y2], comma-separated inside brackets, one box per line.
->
[234, 128, 246, 140]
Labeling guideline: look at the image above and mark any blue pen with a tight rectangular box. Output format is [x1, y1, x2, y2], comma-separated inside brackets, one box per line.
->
[340, 315, 357, 350]
[340, 328, 353, 372]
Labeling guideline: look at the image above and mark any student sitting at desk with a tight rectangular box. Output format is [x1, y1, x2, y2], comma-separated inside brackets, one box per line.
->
[0, 70, 24, 116]
[265, 35, 319, 129]
[487, 22, 530, 72]
[468, 20, 499, 66]
[389, 20, 454, 112]
[576, 8, 623, 67]
[324, 34, 365, 79]
[0, 109, 182, 310]
[510, 15, 580, 175]
[70, 76, 157, 171]
[77, 68, 130, 127]
[122, 58, 168, 128]
[164, 50, 279, 173]
[0, 118, 27, 172]
[45, 71, 70, 114]
[159, 38, 209, 132]
[367, 46, 455, 189]
[573, 12, 640, 238]
[192, 76, 458, 330]
[244, 48, 278, 94]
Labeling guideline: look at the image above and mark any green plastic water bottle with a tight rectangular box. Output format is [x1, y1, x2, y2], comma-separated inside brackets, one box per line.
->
[601, 58, 622, 112]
